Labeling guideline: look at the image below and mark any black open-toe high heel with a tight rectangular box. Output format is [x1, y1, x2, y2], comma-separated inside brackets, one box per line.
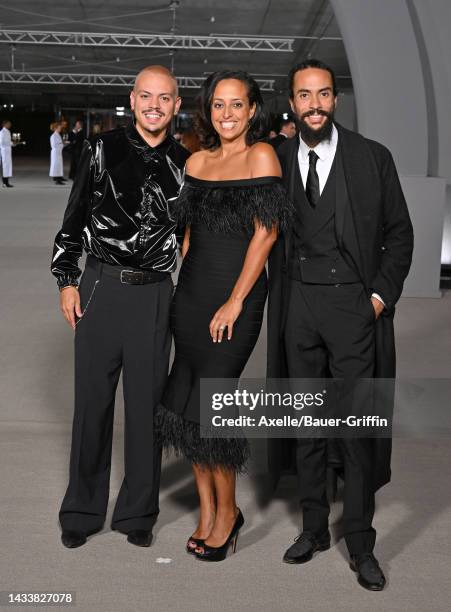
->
[186, 536, 204, 555]
[194, 509, 244, 562]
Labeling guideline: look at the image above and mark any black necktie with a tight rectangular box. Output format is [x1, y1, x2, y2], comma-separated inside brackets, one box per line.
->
[305, 150, 320, 208]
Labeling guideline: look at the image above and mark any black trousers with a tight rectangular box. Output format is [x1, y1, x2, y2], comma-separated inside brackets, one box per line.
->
[59, 258, 172, 534]
[284, 280, 377, 554]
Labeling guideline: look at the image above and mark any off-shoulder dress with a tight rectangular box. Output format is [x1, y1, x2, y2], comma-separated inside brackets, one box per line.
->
[156, 175, 292, 471]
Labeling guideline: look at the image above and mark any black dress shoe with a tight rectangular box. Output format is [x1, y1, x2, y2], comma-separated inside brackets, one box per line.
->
[61, 530, 87, 548]
[127, 529, 153, 547]
[283, 530, 331, 564]
[350, 553, 386, 591]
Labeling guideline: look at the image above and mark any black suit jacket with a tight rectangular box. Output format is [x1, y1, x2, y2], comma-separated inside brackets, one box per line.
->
[267, 123, 414, 490]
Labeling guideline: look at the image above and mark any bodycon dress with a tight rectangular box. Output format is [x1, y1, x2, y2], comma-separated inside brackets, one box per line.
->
[156, 174, 292, 471]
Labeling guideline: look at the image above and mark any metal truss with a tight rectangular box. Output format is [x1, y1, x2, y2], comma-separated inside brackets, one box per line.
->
[0, 71, 275, 91]
[0, 29, 293, 52]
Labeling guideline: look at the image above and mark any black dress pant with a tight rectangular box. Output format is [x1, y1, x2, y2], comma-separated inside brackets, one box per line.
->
[284, 280, 377, 554]
[59, 258, 172, 534]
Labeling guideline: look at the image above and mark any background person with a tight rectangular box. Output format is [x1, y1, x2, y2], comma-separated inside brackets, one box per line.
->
[0, 119, 14, 187]
[269, 116, 297, 149]
[68, 119, 84, 180]
[49, 123, 67, 185]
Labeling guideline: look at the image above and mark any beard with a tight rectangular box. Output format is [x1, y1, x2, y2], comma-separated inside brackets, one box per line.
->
[296, 108, 334, 146]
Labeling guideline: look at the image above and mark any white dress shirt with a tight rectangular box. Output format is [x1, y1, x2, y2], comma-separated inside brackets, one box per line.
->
[297, 124, 384, 307]
[297, 123, 338, 194]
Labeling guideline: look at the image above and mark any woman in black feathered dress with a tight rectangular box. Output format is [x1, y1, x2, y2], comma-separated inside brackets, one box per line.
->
[156, 70, 292, 561]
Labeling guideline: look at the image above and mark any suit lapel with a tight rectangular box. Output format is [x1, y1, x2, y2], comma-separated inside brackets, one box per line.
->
[283, 134, 335, 258]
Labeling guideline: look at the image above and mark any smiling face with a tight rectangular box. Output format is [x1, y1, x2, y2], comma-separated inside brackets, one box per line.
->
[210, 78, 256, 144]
[290, 67, 337, 145]
[130, 68, 181, 142]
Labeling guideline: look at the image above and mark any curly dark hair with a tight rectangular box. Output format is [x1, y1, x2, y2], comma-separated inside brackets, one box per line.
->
[195, 70, 268, 150]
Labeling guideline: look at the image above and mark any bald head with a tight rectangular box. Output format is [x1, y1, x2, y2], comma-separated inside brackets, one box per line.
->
[134, 65, 178, 95]
[130, 64, 181, 146]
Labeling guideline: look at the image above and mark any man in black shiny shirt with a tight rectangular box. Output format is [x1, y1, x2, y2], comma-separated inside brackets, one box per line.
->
[51, 66, 190, 549]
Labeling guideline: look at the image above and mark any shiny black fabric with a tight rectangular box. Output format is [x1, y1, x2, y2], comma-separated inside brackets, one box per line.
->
[51, 123, 190, 288]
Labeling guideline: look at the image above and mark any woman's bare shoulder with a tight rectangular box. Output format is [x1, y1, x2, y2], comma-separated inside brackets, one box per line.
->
[185, 149, 211, 176]
[247, 142, 282, 178]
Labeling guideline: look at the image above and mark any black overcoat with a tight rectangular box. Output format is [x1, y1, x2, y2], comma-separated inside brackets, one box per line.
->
[267, 123, 414, 491]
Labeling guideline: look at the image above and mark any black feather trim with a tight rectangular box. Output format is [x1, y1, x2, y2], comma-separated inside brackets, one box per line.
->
[155, 405, 250, 473]
[173, 182, 293, 236]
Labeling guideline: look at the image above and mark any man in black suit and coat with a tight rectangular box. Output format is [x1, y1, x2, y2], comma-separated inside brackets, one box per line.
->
[267, 59, 413, 590]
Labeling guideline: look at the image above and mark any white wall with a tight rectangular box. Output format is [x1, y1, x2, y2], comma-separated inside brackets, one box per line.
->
[330, 0, 450, 295]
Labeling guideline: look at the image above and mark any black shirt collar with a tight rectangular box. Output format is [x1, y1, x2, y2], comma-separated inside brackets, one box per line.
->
[125, 121, 174, 159]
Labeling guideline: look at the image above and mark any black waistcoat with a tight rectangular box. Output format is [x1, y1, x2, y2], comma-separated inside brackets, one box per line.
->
[289, 146, 359, 284]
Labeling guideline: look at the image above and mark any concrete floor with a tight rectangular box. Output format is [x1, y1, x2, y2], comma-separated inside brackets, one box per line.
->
[1, 158, 451, 612]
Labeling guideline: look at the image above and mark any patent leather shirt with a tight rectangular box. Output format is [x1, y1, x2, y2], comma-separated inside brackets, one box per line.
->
[51, 122, 190, 288]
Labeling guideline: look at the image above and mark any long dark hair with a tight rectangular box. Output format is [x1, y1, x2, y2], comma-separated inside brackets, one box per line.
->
[195, 70, 268, 150]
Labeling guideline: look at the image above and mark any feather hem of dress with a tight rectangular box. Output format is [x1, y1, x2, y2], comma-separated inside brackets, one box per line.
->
[155, 405, 250, 473]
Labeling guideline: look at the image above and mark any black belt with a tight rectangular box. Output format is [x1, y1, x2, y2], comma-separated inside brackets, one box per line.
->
[87, 256, 170, 285]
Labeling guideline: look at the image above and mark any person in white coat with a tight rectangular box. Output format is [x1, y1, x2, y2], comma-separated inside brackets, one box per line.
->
[0, 120, 14, 188]
[50, 123, 67, 185]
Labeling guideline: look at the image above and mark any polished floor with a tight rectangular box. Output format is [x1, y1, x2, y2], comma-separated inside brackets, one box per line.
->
[1, 158, 450, 612]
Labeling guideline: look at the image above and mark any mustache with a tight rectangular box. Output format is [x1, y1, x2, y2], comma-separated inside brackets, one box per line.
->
[142, 109, 165, 116]
[300, 108, 331, 120]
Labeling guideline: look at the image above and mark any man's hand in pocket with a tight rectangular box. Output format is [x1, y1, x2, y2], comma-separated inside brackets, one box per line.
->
[371, 296, 385, 320]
